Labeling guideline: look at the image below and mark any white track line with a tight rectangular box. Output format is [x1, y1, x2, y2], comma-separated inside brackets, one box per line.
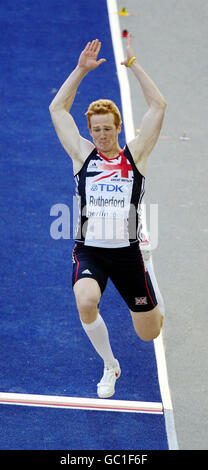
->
[154, 332, 172, 410]
[106, 1, 135, 143]
[106, 0, 178, 450]
[0, 392, 162, 414]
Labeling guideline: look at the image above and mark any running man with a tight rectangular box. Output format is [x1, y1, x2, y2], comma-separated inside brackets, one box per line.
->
[49, 34, 167, 398]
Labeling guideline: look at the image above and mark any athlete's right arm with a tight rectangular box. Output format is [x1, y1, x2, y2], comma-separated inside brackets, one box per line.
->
[49, 40, 106, 172]
[49, 65, 94, 173]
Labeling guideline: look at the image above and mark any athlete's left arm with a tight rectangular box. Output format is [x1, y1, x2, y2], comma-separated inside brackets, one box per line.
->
[121, 34, 167, 174]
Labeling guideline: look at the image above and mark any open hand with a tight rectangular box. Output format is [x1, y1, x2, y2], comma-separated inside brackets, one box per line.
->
[78, 39, 106, 72]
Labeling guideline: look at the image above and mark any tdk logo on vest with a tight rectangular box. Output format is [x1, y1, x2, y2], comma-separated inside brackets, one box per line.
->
[91, 183, 123, 192]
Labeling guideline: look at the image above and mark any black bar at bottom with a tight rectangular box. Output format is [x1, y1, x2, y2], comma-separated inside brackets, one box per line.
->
[0, 450, 207, 466]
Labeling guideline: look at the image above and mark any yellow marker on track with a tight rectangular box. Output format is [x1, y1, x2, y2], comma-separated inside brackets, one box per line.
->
[119, 7, 129, 16]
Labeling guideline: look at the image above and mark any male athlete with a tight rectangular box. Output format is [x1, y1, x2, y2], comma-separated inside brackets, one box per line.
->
[49, 34, 167, 398]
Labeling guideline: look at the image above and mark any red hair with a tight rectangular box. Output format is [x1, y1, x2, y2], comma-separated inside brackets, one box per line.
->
[85, 99, 122, 130]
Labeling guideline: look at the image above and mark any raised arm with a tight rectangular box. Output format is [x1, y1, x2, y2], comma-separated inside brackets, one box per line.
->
[49, 40, 106, 173]
[121, 33, 167, 175]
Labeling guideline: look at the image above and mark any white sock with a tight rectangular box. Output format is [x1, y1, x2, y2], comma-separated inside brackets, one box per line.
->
[81, 313, 117, 369]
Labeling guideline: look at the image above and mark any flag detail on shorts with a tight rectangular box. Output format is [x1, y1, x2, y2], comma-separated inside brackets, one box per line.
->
[135, 297, 148, 305]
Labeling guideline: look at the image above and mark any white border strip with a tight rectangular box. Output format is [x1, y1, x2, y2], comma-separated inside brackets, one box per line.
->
[106, 0, 135, 142]
[106, 0, 178, 450]
[154, 333, 179, 449]
[0, 392, 162, 414]
[154, 332, 172, 410]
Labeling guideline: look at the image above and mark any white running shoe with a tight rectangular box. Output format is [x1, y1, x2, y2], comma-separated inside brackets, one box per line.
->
[97, 360, 121, 398]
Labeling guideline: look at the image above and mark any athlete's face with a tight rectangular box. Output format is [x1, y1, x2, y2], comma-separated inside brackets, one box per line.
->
[90, 113, 121, 155]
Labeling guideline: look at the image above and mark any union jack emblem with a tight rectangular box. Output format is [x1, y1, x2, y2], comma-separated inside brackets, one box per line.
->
[135, 297, 148, 305]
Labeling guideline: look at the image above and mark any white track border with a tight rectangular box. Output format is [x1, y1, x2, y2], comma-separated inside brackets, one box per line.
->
[106, 0, 178, 450]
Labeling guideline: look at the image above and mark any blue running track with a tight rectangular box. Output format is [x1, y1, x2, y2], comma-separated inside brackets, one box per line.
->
[0, 0, 169, 450]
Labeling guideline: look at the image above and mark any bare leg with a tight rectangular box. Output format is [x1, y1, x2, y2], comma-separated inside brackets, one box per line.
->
[130, 306, 163, 342]
[73, 277, 117, 368]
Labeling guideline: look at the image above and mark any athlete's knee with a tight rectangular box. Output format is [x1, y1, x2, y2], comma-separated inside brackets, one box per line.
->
[131, 308, 163, 342]
[73, 280, 100, 323]
[137, 325, 161, 342]
[139, 314, 163, 341]
[77, 295, 98, 318]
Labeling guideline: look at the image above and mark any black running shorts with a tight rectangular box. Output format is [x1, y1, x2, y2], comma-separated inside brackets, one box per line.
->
[72, 242, 157, 312]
